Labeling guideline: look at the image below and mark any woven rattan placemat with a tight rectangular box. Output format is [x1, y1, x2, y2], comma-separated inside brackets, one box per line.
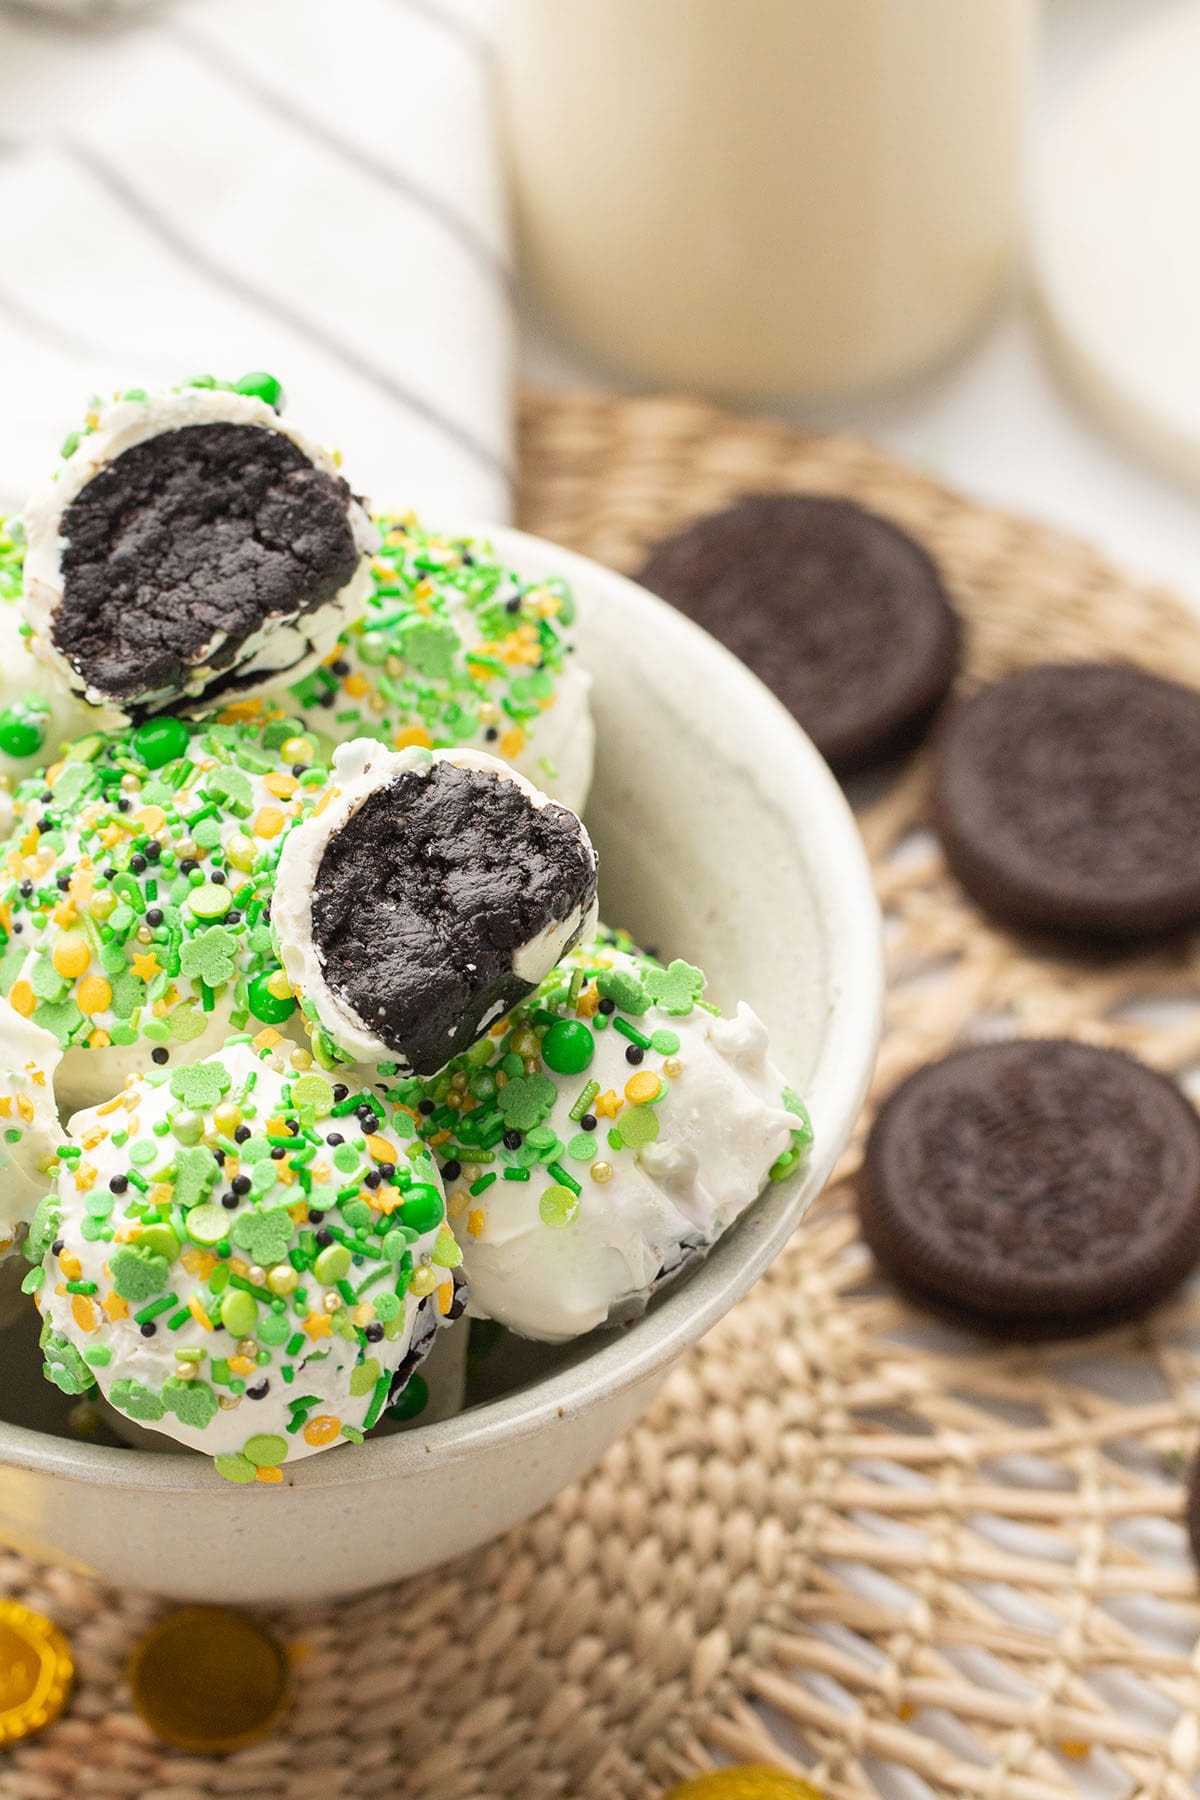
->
[5, 388, 1200, 1800]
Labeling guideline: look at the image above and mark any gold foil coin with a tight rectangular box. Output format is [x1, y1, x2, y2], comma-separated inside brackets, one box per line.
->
[0, 1601, 73, 1743]
[663, 1770, 825, 1800]
[128, 1606, 290, 1754]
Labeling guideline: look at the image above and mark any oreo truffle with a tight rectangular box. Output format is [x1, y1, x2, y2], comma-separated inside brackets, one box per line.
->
[275, 516, 595, 814]
[399, 929, 810, 1341]
[1, 711, 331, 1113]
[22, 380, 377, 720]
[272, 742, 600, 1075]
[30, 1037, 462, 1473]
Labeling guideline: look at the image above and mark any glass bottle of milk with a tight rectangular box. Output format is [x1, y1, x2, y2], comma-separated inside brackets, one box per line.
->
[499, 0, 1036, 399]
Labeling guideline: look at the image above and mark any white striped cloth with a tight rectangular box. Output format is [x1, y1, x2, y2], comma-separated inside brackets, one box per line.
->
[0, 0, 512, 524]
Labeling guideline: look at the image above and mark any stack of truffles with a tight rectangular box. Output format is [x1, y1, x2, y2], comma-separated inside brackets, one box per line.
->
[0, 378, 809, 1481]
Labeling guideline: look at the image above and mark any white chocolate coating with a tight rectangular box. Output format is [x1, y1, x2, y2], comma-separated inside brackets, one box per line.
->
[0, 599, 110, 834]
[0, 1003, 64, 1265]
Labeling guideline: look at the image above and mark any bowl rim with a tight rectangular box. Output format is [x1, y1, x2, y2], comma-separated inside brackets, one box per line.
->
[0, 527, 883, 1493]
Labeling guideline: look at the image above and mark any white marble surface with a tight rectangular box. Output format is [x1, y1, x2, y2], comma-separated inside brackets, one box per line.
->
[519, 0, 1200, 606]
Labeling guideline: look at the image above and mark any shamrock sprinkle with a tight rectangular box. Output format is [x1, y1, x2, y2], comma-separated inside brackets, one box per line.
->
[229, 1208, 293, 1268]
[180, 926, 240, 989]
[170, 1064, 232, 1110]
[642, 959, 706, 1016]
[595, 967, 649, 1014]
[498, 1073, 558, 1132]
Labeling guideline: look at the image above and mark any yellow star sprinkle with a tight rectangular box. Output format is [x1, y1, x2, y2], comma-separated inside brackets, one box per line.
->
[593, 1089, 624, 1119]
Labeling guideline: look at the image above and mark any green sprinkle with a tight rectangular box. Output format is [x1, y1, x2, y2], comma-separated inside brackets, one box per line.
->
[618, 1106, 659, 1148]
[219, 1289, 258, 1338]
[133, 1293, 179, 1324]
[214, 1453, 258, 1484]
[612, 1017, 653, 1051]
[569, 1079, 600, 1122]
[538, 1185, 580, 1229]
[185, 1203, 228, 1247]
[313, 1244, 352, 1285]
[243, 1432, 288, 1468]
[362, 1371, 391, 1431]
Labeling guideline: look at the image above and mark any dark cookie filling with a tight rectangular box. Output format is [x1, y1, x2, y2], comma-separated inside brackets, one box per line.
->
[312, 761, 597, 1077]
[386, 1271, 467, 1405]
[55, 422, 360, 712]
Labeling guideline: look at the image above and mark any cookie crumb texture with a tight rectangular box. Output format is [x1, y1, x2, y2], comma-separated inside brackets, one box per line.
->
[55, 423, 359, 711]
[312, 761, 598, 1076]
[860, 1039, 1200, 1336]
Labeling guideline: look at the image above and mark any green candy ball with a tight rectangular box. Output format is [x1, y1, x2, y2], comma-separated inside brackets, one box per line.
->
[235, 370, 285, 411]
[246, 972, 297, 1025]
[132, 715, 190, 771]
[400, 1184, 444, 1233]
[387, 1373, 429, 1421]
[0, 699, 48, 761]
[541, 1018, 596, 1076]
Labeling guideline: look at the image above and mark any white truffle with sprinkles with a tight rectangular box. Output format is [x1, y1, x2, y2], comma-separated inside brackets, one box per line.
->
[0, 1003, 65, 1266]
[1, 712, 332, 1113]
[274, 517, 595, 813]
[1, 519, 107, 834]
[397, 930, 811, 1342]
[27, 1038, 463, 1476]
[22, 376, 377, 720]
[273, 742, 599, 1077]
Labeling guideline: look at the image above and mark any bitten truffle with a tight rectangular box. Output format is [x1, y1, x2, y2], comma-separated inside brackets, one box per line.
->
[22, 380, 377, 719]
[272, 742, 599, 1076]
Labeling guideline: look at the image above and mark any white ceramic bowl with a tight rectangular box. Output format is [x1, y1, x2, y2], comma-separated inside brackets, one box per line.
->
[0, 530, 883, 1602]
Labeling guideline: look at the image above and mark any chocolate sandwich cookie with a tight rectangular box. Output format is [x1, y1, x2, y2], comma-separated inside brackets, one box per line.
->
[934, 662, 1200, 941]
[860, 1039, 1200, 1337]
[22, 377, 376, 719]
[273, 742, 600, 1076]
[636, 493, 959, 776]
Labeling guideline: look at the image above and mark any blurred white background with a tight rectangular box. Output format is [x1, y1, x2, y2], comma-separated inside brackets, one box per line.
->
[521, 0, 1200, 602]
